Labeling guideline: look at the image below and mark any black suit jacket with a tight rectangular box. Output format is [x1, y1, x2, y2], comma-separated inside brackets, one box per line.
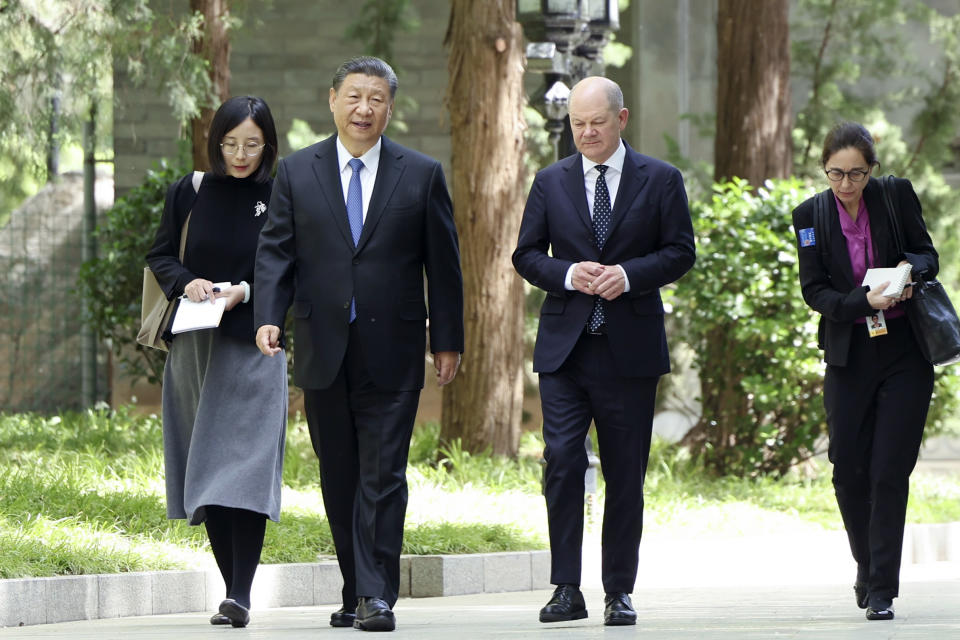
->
[512, 142, 696, 377]
[792, 177, 937, 367]
[254, 135, 464, 391]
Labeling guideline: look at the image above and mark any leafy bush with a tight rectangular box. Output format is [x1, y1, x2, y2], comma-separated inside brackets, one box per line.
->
[78, 160, 186, 385]
[671, 178, 824, 477]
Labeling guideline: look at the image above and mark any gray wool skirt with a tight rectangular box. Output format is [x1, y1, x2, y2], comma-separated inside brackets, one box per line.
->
[161, 329, 287, 524]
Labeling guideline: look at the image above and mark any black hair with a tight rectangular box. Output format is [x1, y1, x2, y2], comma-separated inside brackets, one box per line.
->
[331, 56, 398, 99]
[207, 95, 278, 183]
[821, 121, 879, 168]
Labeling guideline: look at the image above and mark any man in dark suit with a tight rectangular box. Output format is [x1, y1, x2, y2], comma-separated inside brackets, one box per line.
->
[513, 76, 695, 626]
[254, 56, 463, 632]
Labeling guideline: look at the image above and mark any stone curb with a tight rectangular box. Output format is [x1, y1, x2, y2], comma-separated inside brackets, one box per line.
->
[0, 551, 551, 629]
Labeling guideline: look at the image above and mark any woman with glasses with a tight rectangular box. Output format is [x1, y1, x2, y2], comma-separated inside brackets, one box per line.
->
[146, 95, 285, 628]
[792, 121, 938, 621]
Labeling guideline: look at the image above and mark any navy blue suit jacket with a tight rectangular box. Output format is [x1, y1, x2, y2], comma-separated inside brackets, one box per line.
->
[513, 142, 696, 377]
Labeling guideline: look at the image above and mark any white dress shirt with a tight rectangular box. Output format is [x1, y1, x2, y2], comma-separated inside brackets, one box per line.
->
[564, 140, 631, 291]
[336, 136, 382, 223]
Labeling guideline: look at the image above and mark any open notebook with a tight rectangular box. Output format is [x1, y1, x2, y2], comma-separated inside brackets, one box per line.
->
[862, 264, 912, 298]
[171, 282, 232, 334]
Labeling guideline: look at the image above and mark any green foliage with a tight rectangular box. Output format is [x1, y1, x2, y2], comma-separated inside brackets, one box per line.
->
[671, 178, 825, 477]
[78, 160, 187, 385]
[343, 0, 420, 136]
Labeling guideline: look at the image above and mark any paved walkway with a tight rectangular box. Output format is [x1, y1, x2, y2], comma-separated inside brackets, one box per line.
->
[2, 562, 958, 639]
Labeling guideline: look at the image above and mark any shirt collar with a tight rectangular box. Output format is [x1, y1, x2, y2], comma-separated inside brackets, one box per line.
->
[336, 136, 382, 176]
[581, 139, 626, 176]
[834, 193, 869, 233]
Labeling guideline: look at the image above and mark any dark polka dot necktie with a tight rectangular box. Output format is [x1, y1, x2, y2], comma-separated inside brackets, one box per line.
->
[589, 164, 611, 332]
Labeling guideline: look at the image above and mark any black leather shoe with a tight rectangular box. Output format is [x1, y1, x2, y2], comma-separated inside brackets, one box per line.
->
[603, 592, 637, 626]
[539, 585, 588, 623]
[354, 597, 396, 632]
[865, 597, 894, 621]
[854, 583, 868, 609]
[218, 598, 250, 628]
[209, 613, 231, 625]
[330, 604, 357, 628]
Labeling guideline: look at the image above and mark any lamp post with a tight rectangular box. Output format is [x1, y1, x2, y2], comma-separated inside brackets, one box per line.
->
[518, 0, 621, 520]
[518, 0, 620, 161]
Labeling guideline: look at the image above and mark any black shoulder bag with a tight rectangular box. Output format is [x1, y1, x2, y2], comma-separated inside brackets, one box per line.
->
[881, 175, 960, 366]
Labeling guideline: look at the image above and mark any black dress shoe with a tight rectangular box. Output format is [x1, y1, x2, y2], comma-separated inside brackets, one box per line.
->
[209, 613, 230, 625]
[865, 597, 894, 621]
[354, 597, 396, 632]
[539, 585, 588, 623]
[853, 583, 868, 609]
[330, 604, 357, 628]
[603, 592, 637, 626]
[218, 599, 250, 628]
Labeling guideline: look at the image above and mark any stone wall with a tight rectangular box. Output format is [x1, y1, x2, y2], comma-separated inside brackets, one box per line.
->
[113, 0, 453, 196]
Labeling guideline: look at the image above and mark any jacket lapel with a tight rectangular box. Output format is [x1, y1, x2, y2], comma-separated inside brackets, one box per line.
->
[560, 153, 592, 233]
[863, 178, 891, 267]
[358, 136, 404, 253]
[311, 136, 355, 250]
[604, 142, 649, 242]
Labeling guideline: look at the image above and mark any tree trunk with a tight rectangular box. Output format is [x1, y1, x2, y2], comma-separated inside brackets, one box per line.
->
[441, 0, 527, 456]
[714, 0, 792, 184]
[190, 0, 231, 171]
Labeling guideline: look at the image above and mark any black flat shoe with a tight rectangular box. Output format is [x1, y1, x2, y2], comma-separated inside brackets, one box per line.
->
[539, 584, 587, 623]
[209, 613, 231, 625]
[854, 583, 868, 609]
[330, 604, 357, 628]
[603, 592, 637, 626]
[218, 598, 250, 628]
[354, 597, 395, 632]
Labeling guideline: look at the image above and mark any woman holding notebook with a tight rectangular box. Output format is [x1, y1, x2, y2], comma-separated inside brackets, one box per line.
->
[145, 96, 285, 628]
[792, 122, 938, 622]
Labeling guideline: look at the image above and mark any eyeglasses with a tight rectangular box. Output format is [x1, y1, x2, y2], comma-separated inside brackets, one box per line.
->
[221, 141, 266, 157]
[825, 168, 869, 183]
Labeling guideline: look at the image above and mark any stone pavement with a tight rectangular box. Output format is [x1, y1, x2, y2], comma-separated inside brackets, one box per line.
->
[1, 572, 958, 639]
[0, 554, 960, 640]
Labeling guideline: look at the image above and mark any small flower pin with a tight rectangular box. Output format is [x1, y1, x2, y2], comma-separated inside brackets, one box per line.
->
[255, 201, 266, 217]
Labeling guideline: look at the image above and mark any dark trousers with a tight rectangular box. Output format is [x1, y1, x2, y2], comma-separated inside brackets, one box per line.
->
[302, 324, 420, 608]
[539, 332, 659, 594]
[824, 316, 933, 601]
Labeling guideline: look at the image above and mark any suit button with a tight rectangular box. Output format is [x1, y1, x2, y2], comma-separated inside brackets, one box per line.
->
[343, 302, 349, 309]
[353, 259, 360, 265]
[370, 317, 376, 323]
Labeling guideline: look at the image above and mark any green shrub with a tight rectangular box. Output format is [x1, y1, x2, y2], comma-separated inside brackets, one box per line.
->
[78, 160, 187, 385]
[671, 178, 824, 477]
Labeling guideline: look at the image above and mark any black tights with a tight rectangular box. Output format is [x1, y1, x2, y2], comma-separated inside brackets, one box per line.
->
[204, 505, 267, 610]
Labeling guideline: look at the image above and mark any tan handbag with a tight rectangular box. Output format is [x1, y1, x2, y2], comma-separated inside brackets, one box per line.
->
[137, 171, 203, 351]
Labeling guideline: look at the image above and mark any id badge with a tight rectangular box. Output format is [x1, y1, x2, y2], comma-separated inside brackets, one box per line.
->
[867, 310, 887, 337]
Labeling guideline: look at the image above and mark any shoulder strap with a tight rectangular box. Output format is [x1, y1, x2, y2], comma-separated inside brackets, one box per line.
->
[881, 175, 905, 256]
[813, 190, 832, 270]
[178, 172, 204, 262]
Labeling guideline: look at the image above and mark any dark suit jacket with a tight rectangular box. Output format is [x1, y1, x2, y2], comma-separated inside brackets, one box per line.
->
[512, 142, 696, 378]
[792, 177, 937, 367]
[254, 135, 464, 391]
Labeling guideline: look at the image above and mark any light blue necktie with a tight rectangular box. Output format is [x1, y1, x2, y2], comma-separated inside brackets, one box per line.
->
[346, 158, 364, 322]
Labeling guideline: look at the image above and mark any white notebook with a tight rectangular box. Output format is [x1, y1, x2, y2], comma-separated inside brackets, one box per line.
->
[171, 282, 231, 334]
[862, 264, 912, 298]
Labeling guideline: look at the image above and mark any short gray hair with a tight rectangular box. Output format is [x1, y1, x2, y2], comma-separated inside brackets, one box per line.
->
[332, 56, 398, 99]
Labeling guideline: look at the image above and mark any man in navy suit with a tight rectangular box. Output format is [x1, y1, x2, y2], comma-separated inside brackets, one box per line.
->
[254, 56, 464, 632]
[513, 76, 695, 626]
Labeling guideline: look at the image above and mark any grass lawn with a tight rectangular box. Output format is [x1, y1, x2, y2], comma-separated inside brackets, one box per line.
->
[1, 408, 958, 579]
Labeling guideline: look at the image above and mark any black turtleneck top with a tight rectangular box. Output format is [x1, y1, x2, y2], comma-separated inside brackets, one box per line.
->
[146, 172, 273, 343]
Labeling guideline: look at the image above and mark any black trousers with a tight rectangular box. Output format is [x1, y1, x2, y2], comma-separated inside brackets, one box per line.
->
[303, 324, 420, 608]
[824, 316, 933, 601]
[538, 332, 659, 594]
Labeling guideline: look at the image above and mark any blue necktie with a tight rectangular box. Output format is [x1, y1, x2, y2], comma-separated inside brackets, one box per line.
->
[346, 158, 364, 322]
[589, 165, 611, 332]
